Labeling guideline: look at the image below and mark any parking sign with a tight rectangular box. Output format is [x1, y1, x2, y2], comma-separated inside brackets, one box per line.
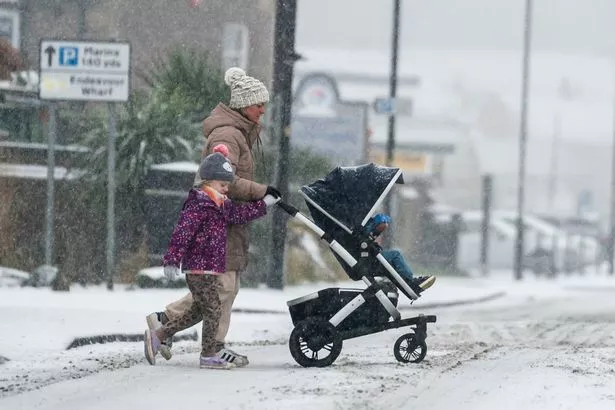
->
[39, 39, 131, 102]
[59, 47, 79, 66]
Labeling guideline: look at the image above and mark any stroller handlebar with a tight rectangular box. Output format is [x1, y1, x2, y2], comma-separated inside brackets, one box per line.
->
[276, 200, 299, 216]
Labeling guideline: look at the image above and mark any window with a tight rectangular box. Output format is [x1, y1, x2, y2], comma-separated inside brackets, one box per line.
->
[222, 23, 249, 70]
[0, 8, 20, 49]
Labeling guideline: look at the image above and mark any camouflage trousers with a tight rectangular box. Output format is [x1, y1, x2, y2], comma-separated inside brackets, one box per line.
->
[159, 274, 222, 357]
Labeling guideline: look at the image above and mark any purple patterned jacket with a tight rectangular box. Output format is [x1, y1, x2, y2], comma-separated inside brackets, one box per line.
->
[163, 189, 267, 273]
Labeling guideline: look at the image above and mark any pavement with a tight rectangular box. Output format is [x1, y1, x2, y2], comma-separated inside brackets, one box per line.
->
[230, 269, 615, 314]
[230, 274, 511, 314]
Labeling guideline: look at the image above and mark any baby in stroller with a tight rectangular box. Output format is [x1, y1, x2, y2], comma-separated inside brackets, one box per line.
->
[364, 213, 436, 294]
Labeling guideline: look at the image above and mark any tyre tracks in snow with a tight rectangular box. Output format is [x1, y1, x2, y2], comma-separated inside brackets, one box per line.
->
[372, 291, 615, 409]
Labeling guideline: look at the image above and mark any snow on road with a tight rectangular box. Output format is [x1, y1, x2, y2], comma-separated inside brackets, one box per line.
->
[1, 276, 615, 409]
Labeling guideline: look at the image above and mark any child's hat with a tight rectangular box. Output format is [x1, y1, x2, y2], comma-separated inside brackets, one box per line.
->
[199, 152, 234, 182]
[372, 214, 391, 225]
[365, 213, 391, 234]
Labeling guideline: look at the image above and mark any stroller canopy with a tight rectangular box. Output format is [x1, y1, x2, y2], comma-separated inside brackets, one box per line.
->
[300, 163, 404, 232]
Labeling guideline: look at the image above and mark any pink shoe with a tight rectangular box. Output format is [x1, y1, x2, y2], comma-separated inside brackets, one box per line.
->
[144, 329, 161, 365]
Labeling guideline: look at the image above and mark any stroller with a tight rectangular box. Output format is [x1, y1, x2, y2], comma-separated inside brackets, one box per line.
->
[275, 163, 437, 368]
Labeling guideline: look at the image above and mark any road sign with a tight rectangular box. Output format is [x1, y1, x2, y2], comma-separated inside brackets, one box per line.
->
[39, 40, 130, 102]
[373, 98, 394, 115]
[373, 97, 412, 116]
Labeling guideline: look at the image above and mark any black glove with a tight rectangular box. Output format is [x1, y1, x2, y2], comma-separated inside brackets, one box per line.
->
[266, 186, 281, 198]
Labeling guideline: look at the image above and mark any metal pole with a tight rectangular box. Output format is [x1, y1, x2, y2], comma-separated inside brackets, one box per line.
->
[608, 65, 615, 274]
[77, 0, 87, 38]
[384, 0, 401, 213]
[269, 0, 297, 289]
[45, 103, 57, 266]
[383, 0, 401, 250]
[513, 0, 533, 281]
[480, 174, 492, 276]
[106, 103, 117, 290]
[547, 113, 560, 212]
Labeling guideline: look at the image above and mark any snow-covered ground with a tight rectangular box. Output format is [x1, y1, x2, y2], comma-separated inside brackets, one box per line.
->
[1, 271, 614, 409]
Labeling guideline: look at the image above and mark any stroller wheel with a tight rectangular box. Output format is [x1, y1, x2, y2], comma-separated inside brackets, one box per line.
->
[289, 318, 343, 368]
[394, 331, 427, 364]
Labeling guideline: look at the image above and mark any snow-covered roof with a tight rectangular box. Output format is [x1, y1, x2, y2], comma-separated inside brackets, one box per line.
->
[0, 163, 85, 180]
[150, 161, 199, 173]
[0, 141, 89, 152]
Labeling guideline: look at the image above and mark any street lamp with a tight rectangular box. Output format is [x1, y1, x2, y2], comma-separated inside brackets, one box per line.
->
[513, 0, 534, 281]
[608, 62, 615, 275]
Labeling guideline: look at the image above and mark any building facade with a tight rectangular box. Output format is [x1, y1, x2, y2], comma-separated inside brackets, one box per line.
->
[5, 0, 275, 87]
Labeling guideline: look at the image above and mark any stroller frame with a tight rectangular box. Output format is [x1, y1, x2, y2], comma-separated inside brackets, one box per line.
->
[277, 168, 437, 368]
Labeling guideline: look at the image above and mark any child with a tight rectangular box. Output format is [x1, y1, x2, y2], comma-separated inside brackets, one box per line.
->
[364, 213, 436, 294]
[144, 152, 279, 369]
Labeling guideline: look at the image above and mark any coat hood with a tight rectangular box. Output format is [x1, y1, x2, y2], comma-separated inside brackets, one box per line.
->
[202, 103, 259, 148]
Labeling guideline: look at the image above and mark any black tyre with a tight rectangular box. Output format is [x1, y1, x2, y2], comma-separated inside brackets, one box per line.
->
[394, 331, 427, 363]
[289, 318, 343, 367]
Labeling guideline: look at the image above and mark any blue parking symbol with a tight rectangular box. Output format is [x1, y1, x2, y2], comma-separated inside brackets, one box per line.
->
[59, 47, 79, 66]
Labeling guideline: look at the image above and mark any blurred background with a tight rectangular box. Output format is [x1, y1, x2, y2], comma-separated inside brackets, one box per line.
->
[1, 0, 613, 290]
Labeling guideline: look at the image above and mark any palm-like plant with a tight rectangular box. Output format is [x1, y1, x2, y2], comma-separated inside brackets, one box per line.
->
[80, 91, 196, 189]
[139, 48, 229, 124]
[71, 49, 228, 281]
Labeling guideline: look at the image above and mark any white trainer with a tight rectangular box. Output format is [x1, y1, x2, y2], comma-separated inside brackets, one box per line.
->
[216, 347, 249, 367]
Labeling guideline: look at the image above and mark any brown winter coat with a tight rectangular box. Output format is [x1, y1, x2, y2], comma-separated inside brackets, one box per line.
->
[201, 103, 268, 271]
[0, 39, 24, 81]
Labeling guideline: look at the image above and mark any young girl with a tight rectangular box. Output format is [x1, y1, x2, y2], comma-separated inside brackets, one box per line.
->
[144, 151, 279, 369]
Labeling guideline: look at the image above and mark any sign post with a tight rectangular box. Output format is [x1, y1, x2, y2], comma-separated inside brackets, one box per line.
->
[106, 102, 117, 290]
[39, 39, 130, 290]
[383, 0, 401, 248]
[45, 103, 56, 267]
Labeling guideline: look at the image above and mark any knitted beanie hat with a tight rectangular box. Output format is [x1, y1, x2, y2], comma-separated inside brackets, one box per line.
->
[199, 152, 234, 182]
[225, 67, 270, 109]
